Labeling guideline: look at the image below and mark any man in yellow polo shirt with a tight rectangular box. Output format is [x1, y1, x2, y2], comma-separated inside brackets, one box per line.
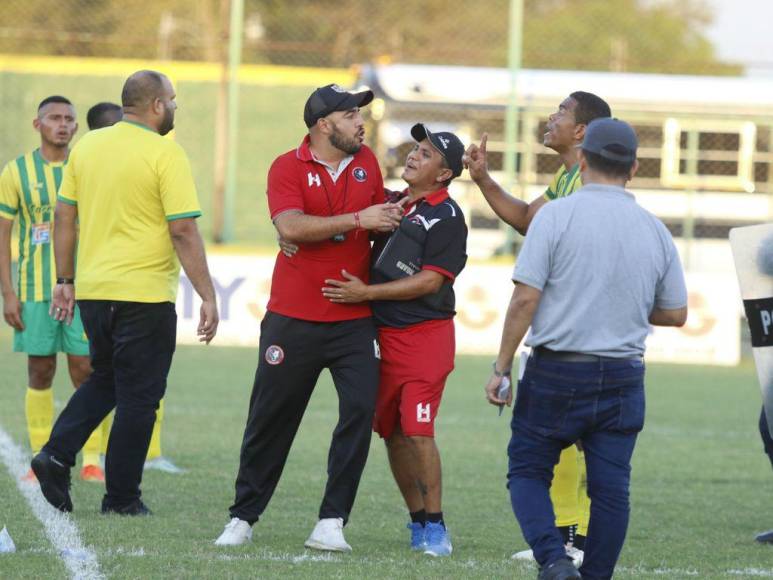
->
[31, 70, 219, 515]
[84, 100, 185, 475]
[463, 91, 611, 564]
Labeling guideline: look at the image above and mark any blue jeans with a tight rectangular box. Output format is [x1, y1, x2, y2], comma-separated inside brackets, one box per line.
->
[507, 353, 645, 580]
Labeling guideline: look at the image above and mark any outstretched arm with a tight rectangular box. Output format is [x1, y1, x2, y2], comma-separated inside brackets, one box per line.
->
[463, 133, 545, 235]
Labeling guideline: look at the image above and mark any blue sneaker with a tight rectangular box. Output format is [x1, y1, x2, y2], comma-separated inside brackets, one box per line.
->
[408, 522, 425, 550]
[423, 522, 452, 556]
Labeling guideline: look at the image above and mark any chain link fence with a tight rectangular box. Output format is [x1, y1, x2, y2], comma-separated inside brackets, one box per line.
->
[1, 0, 771, 255]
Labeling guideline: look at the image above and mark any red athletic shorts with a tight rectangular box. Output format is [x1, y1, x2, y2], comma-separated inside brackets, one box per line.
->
[374, 318, 455, 439]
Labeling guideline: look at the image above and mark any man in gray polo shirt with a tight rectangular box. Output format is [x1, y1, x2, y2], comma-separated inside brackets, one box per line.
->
[485, 118, 687, 580]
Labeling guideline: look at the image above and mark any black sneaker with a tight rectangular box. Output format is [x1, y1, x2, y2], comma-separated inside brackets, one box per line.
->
[31, 452, 73, 512]
[101, 499, 152, 516]
[538, 557, 582, 580]
[756, 529, 773, 543]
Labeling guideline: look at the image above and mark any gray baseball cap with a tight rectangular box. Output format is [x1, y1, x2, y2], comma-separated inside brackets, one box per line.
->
[581, 117, 638, 163]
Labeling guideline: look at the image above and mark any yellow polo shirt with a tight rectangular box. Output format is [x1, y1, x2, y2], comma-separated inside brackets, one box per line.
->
[58, 121, 201, 303]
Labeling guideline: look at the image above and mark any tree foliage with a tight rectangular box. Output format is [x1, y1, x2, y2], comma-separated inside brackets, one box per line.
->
[0, 0, 742, 75]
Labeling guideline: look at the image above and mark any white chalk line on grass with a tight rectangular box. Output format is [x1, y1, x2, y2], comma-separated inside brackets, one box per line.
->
[0, 424, 104, 580]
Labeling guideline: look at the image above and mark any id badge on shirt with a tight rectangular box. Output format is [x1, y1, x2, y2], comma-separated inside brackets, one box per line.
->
[31, 223, 51, 245]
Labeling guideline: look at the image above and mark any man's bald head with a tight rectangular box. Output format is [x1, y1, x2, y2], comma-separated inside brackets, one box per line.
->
[121, 70, 177, 135]
[121, 70, 169, 109]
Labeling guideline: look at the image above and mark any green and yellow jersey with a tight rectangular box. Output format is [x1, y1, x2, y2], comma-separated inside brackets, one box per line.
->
[0, 149, 66, 302]
[543, 163, 582, 201]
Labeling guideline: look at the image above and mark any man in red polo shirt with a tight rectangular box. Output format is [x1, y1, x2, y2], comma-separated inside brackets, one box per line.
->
[322, 124, 468, 557]
[215, 84, 403, 551]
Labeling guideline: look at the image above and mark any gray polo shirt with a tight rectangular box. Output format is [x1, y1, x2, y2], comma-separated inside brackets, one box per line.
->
[513, 183, 687, 357]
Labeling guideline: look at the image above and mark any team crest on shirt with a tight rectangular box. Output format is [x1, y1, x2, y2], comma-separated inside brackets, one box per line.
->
[265, 345, 285, 365]
[352, 167, 367, 182]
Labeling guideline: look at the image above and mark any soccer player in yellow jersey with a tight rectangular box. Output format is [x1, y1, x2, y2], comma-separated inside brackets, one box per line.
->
[464, 91, 611, 564]
[0, 96, 105, 483]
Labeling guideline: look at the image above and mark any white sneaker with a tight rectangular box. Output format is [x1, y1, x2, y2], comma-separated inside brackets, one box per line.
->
[304, 518, 352, 552]
[566, 546, 584, 567]
[511, 545, 584, 567]
[144, 456, 186, 474]
[214, 518, 252, 546]
[512, 548, 535, 561]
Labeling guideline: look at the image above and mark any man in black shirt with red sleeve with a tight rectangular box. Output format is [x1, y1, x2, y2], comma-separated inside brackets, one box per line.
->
[322, 123, 468, 558]
[215, 84, 404, 551]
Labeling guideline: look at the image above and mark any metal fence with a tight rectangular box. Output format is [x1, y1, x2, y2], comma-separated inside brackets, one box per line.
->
[1, 0, 772, 255]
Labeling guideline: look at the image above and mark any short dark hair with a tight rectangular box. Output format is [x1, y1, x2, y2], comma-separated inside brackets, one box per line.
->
[121, 70, 166, 108]
[87, 102, 122, 130]
[582, 148, 635, 179]
[570, 91, 611, 126]
[38, 95, 72, 111]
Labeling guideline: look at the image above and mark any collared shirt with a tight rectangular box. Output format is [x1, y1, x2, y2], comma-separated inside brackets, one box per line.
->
[59, 121, 201, 303]
[0, 149, 66, 301]
[311, 151, 354, 183]
[266, 135, 385, 322]
[514, 183, 687, 357]
[370, 188, 468, 328]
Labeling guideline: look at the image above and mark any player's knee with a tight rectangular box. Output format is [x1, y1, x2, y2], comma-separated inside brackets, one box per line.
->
[68, 356, 92, 386]
[28, 356, 56, 388]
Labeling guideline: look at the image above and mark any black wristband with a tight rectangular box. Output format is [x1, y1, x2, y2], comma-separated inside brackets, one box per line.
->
[56, 277, 74, 285]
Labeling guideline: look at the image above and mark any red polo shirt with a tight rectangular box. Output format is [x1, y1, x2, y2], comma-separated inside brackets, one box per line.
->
[265, 135, 385, 321]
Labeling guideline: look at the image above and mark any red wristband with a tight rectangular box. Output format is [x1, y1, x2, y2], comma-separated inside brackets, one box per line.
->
[354, 211, 361, 230]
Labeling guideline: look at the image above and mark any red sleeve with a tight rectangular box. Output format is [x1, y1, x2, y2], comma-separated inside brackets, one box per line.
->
[267, 154, 304, 220]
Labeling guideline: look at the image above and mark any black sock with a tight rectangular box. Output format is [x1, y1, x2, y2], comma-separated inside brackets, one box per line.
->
[558, 524, 577, 545]
[573, 534, 586, 550]
[426, 511, 444, 528]
[410, 509, 426, 525]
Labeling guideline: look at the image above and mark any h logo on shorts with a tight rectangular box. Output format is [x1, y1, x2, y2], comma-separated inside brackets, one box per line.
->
[416, 402, 431, 423]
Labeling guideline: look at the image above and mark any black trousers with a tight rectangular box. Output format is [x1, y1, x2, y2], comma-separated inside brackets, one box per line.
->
[760, 407, 773, 470]
[230, 312, 380, 525]
[43, 300, 176, 508]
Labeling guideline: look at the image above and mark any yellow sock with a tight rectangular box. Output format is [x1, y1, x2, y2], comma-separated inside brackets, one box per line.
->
[577, 449, 590, 536]
[146, 398, 164, 460]
[25, 387, 54, 454]
[82, 426, 101, 468]
[551, 446, 580, 528]
[99, 413, 113, 455]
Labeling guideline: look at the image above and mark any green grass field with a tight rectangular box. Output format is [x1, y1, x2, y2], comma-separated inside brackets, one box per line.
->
[0, 324, 772, 579]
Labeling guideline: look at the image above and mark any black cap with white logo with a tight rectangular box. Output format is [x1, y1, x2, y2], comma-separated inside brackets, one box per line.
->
[410, 123, 465, 179]
[303, 84, 374, 128]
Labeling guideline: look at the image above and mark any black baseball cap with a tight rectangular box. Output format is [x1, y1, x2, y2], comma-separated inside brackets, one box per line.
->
[581, 117, 638, 163]
[303, 84, 374, 128]
[410, 123, 465, 179]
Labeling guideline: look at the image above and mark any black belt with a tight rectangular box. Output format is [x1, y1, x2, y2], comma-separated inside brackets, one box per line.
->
[532, 346, 642, 363]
